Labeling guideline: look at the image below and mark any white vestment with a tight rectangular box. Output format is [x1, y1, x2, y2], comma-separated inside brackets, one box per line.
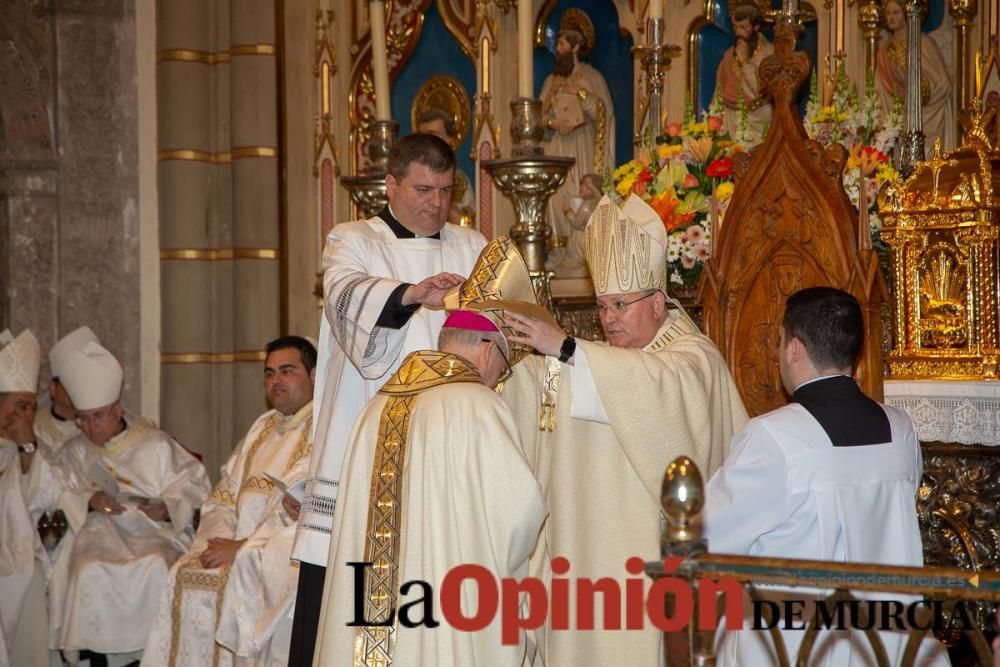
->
[0, 443, 64, 667]
[292, 216, 485, 567]
[314, 351, 546, 666]
[503, 310, 748, 666]
[143, 403, 312, 667]
[704, 402, 949, 666]
[34, 406, 80, 458]
[50, 420, 210, 654]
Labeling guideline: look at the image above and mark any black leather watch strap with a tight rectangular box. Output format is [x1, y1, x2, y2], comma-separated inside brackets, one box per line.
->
[558, 336, 577, 363]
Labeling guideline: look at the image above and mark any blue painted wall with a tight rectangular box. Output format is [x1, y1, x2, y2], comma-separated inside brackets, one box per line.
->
[694, 0, 818, 117]
[391, 3, 477, 179]
[534, 0, 635, 166]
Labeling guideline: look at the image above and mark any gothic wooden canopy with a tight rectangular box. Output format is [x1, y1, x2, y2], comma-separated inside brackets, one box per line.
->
[698, 16, 887, 417]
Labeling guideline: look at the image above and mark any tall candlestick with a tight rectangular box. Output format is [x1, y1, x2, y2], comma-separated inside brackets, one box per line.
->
[370, 0, 391, 121]
[649, 0, 662, 20]
[518, 0, 533, 98]
[835, 0, 845, 50]
[482, 36, 491, 95]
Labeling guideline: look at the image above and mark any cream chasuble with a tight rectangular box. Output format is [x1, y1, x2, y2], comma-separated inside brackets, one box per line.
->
[0, 443, 64, 667]
[49, 419, 210, 653]
[314, 351, 546, 667]
[143, 403, 313, 667]
[294, 217, 485, 567]
[33, 407, 80, 458]
[503, 310, 748, 666]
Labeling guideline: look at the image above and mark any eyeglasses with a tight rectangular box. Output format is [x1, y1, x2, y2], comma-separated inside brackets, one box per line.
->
[482, 339, 513, 380]
[597, 291, 657, 315]
[75, 409, 115, 426]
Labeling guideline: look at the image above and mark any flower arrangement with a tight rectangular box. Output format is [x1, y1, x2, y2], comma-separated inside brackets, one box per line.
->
[610, 101, 742, 291]
[803, 66, 903, 243]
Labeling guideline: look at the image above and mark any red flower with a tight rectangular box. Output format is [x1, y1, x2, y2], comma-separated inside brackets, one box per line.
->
[706, 157, 732, 179]
[706, 115, 723, 132]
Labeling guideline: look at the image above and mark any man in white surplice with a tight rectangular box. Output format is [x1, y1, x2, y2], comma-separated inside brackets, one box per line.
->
[50, 342, 210, 662]
[288, 133, 486, 666]
[314, 306, 546, 667]
[704, 287, 949, 666]
[33, 326, 98, 457]
[0, 329, 66, 667]
[502, 195, 748, 666]
[143, 336, 317, 666]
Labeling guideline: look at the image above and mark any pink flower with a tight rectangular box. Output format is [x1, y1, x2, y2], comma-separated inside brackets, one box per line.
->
[692, 243, 711, 260]
[666, 122, 683, 138]
[683, 173, 700, 189]
[686, 224, 706, 243]
[707, 115, 723, 132]
[681, 255, 696, 269]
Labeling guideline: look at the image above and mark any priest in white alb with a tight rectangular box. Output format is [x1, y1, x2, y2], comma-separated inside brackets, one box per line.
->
[49, 342, 210, 662]
[143, 336, 317, 667]
[289, 133, 486, 665]
[0, 329, 66, 667]
[33, 326, 99, 457]
[501, 195, 749, 666]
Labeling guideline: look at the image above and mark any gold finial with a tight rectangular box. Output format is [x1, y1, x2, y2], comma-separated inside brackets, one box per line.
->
[925, 138, 959, 200]
[661, 456, 704, 547]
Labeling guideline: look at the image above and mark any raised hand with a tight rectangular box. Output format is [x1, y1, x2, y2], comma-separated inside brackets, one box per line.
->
[402, 272, 466, 308]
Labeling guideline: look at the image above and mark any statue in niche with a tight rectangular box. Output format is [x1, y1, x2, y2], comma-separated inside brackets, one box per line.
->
[541, 9, 615, 272]
[875, 0, 955, 150]
[714, 2, 775, 146]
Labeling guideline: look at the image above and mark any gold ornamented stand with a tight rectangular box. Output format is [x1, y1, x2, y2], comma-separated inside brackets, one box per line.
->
[341, 119, 398, 218]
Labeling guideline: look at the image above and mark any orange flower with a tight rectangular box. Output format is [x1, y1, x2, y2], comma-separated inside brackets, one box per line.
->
[650, 193, 695, 232]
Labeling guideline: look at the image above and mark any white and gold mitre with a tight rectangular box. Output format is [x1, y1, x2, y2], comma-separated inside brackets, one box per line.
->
[584, 194, 668, 296]
[0, 329, 42, 393]
[445, 236, 557, 364]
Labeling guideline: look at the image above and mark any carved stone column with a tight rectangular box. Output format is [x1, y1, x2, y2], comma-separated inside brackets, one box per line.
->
[900, 0, 927, 175]
[949, 0, 978, 141]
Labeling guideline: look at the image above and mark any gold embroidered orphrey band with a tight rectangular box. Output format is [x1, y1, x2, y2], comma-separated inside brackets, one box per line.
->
[353, 352, 483, 666]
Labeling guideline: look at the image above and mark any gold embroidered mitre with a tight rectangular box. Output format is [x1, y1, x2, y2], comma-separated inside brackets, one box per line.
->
[444, 236, 558, 365]
[584, 194, 668, 297]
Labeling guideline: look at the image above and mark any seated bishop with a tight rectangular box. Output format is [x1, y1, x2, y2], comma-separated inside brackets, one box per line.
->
[0, 329, 67, 667]
[143, 336, 317, 667]
[33, 326, 99, 458]
[314, 238, 549, 667]
[49, 341, 210, 663]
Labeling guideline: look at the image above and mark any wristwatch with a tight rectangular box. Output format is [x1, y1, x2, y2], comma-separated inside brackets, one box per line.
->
[17, 442, 36, 455]
[558, 336, 577, 363]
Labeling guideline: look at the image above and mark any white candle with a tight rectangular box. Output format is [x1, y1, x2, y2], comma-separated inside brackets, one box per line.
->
[835, 0, 845, 51]
[370, 0, 391, 120]
[517, 0, 533, 98]
[649, 0, 662, 20]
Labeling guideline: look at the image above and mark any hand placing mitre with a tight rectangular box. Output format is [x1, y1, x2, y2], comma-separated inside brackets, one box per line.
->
[402, 272, 466, 309]
[504, 312, 572, 362]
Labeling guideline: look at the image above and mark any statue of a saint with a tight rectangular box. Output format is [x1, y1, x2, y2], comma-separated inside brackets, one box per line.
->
[875, 0, 955, 150]
[540, 9, 615, 271]
[416, 109, 475, 227]
[715, 2, 774, 146]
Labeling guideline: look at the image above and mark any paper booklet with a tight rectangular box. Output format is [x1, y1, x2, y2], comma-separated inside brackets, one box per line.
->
[263, 472, 307, 503]
[87, 460, 158, 505]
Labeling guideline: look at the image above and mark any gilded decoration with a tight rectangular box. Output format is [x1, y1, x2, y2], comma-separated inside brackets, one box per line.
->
[879, 124, 1000, 378]
[411, 75, 471, 147]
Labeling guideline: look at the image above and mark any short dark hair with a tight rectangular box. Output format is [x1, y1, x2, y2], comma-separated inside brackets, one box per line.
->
[416, 109, 458, 139]
[781, 287, 864, 371]
[265, 336, 317, 372]
[387, 133, 456, 181]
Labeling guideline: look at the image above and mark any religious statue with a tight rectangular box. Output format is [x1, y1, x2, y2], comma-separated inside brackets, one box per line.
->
[541, 9, 615, 271]
[547, 172, 603, 278]
[415, 108, 476, 227]
[875, 0, 955, 150]
[714, 2, 775, 146]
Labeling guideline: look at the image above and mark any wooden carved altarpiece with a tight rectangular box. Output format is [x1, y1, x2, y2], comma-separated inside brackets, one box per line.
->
[698, 16, 886, 417]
